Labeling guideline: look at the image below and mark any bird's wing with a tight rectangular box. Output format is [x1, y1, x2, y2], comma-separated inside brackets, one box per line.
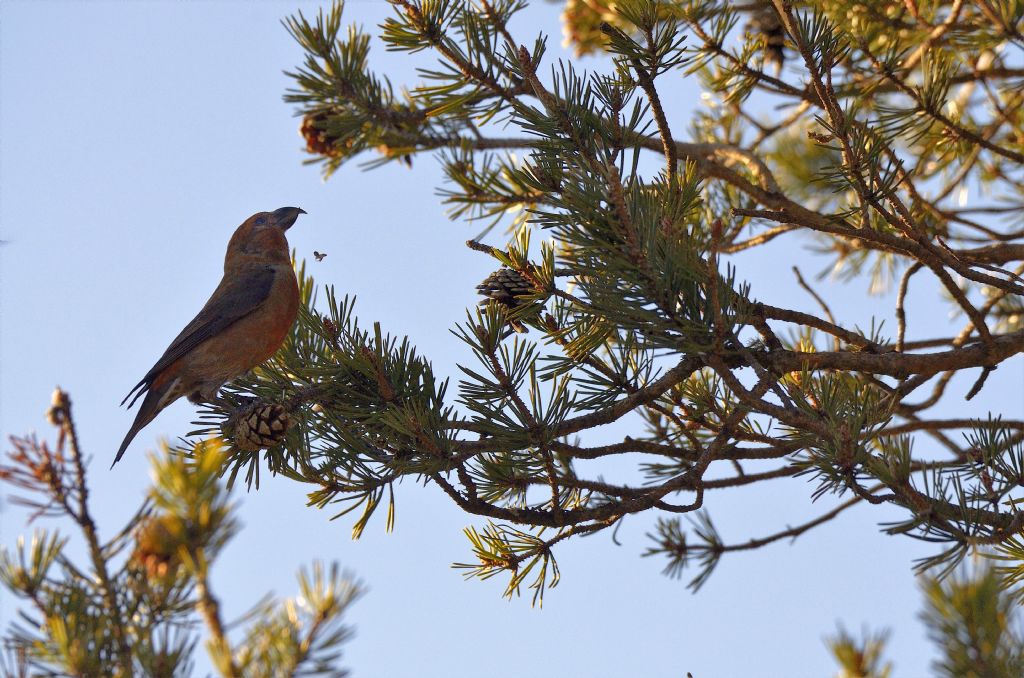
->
[121, 266, 277, 408]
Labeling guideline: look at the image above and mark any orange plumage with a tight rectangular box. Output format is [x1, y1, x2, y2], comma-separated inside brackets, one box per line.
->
[114, 207, 305, 465]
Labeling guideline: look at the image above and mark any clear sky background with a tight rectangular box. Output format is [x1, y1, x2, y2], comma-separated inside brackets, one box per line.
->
[1, 2, 1021, 677]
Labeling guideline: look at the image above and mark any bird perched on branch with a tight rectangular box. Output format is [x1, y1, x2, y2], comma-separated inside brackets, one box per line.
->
[114, 207, 305, 466]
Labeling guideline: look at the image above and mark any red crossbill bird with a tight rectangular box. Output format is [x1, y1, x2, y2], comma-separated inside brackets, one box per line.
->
[114, 206, 305, 466]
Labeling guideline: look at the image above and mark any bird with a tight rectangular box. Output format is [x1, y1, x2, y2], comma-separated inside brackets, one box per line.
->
[114, 206, 305, 466]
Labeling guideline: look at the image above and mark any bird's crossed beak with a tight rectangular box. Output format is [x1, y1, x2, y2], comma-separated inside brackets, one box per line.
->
[271, 206, 306, 231]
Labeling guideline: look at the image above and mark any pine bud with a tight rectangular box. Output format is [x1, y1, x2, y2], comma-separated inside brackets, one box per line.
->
[45, 387, 70, 426]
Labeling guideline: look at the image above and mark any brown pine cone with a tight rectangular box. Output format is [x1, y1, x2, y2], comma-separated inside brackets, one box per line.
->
[561, 0, 622, 57]
[132, 515, 181, 580]
[300, 111, 352, 158]
[476, 268, 535, 310]
[746, 6, 785, 75]
[234, 403, 292, 451]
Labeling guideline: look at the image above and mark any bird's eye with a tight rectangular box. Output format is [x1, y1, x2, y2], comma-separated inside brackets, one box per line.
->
[255, 217, 267, 226]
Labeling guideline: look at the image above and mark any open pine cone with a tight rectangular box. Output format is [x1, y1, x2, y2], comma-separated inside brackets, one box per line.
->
[233, 403, 292, 452]
[477, 267, 544, 334]
[132, 515, 181, 580]
[477, 268, 535, 309]
[300, 111, 355, 159]
[746, 6, 785, 75]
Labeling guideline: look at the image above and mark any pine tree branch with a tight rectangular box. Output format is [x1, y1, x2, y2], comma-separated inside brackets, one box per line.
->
[766, 330, 1022, 377]
[548, 438, 798, 461]
[628, 50, 677, 190]
[52, 391, 134, 677]
[881, 419, 1024, 436]
[196, 571, 240, 678]
[716, 495, 863, 554]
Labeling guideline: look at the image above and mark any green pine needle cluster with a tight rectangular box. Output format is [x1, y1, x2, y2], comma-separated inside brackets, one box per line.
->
[0, 392, 362, 677]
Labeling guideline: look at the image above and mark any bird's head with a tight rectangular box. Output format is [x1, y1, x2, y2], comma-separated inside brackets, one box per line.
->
[225, 207, 306, 268]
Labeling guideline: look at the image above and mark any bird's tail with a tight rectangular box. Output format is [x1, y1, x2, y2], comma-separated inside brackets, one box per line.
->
[112, 376, 180, 467]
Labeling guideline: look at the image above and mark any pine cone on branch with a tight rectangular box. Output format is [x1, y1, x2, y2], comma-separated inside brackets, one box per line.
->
[300, 111, 354, 159]
[477, 267, 544, 333]
[746, 5, 785, 75]
[562, 0, 617, 56]
[132, 515, 181, 580]
[232, 402, 292, 452]
[477, 268, 535, 309]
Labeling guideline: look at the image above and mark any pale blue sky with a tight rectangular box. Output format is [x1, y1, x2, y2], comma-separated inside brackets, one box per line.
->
[2, 2, 1021, 677]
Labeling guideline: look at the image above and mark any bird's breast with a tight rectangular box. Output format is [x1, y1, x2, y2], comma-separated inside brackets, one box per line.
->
[238, 264, 300, 362]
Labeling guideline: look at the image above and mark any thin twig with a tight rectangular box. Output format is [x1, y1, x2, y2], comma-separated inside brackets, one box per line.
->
[54, 390, 134, 677]
[896, 262, 924, 353]
[792, 266, 838, 350]
[195, 570, 240, 678]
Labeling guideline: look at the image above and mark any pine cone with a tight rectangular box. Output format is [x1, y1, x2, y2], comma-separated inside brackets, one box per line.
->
[477, 267, 541, 334]
[132, 515, 180, 580]
[234, 403, 292, 451]
[477, 268, 535, 309]
[300, 111, 353, 158]
[561, 0, 623, 57]
[746, 7, 785, 75]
